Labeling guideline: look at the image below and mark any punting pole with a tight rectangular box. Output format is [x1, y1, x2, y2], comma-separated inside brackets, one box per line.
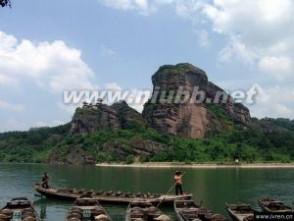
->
[156, 171, 187, 208]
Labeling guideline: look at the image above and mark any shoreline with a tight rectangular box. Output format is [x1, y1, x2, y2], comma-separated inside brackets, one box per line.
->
[96, 162, 294, 169]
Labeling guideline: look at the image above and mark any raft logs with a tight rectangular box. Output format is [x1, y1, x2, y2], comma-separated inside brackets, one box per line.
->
[57, 188, 161, 199]
[66, 207, 110, 221]
[66, 198, 111, 221]
[0, 208, 37, 221]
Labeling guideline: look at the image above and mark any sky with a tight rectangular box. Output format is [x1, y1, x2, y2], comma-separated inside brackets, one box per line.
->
[0, 0, 293, 132]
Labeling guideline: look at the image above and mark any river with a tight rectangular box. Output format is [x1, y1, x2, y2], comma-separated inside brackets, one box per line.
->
[0, 164, 293, 220]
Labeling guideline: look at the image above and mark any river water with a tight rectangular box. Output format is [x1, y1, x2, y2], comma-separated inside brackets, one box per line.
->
[0, 164, 293, 220]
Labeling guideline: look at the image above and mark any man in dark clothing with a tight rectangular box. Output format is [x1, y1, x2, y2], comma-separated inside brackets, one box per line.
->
[174, 171, 183, 195]
[41, 172, 49, 189]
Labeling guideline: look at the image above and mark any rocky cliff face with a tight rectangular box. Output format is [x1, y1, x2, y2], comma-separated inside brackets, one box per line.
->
[70, 101, 146, 134]
[111, 101, 147, 129]
[70, 104, 120, 134]
[143, 63, 251, 139]
[206, 82, 251, 123]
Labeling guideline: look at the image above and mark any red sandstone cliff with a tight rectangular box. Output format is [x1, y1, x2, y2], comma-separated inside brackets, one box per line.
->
[142, 63, 251, 138]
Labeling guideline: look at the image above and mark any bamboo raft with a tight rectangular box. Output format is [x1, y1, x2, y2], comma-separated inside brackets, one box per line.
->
[174, 200, 226, 221]
[66, 197, 112, 221]
[125, 201, 172, 221]
[0, 197, 40, 221]
[35, 184, 192, 205]
[258, 198, 293, 213]
[225, 203, 254, 221]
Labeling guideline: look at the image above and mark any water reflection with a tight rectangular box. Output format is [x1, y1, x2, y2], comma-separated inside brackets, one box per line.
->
[39, 202, 47, 221]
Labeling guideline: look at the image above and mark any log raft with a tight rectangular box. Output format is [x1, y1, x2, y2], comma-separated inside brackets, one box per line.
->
[66, 197, 112, 221]
[35, 184, 192, 205]
[174, 199, 226, 221]
[125, 201, 172, 221]
[225, 203, 255, 221]
[258, 198, 293, 213]
[0, 197, 40, 221]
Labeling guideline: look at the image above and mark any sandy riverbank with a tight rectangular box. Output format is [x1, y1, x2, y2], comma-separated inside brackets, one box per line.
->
[96, 162, 294, 169]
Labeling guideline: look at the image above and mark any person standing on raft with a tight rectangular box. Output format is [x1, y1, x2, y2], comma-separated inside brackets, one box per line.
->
[174, 171, 183, 195]
[41, 172, 49, 189]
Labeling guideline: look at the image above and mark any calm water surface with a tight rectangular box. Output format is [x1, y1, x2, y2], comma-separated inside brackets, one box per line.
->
[0, 164, 293, 221]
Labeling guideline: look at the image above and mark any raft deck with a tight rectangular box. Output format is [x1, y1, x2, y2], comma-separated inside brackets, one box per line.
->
[35, 185, 192, 205]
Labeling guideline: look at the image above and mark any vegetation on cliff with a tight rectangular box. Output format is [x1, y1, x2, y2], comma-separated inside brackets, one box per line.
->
[0, 124, 70, 162]
[0, 117, 293, 164]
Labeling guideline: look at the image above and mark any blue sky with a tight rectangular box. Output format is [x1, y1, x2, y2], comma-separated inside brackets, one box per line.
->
[0, 0, 293, 132]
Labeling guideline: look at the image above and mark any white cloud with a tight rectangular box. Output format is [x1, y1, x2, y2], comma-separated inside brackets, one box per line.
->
[258, 56, 292, 80]
[251, 84, 294, 119]
[258, 0, 292, 23]
[202, 0, 294, 39]
[100, 0, 294, 77]
[173, 0, 204, 19]
[0, 31, 96, 93]
[219, 36, 257, 64]
[104, 82, 122, 90]
[101, 0, 134, 10]
[195, 29, 210, 47]
[100, 44, 118, 58]
[200, 0, 294, 80]
[0, 99, 24, 112]
[0, 31, 18, 50]
[100, 0, 203, 15]
[0, 74, 17, 86]
[101, 0, 151, 14]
